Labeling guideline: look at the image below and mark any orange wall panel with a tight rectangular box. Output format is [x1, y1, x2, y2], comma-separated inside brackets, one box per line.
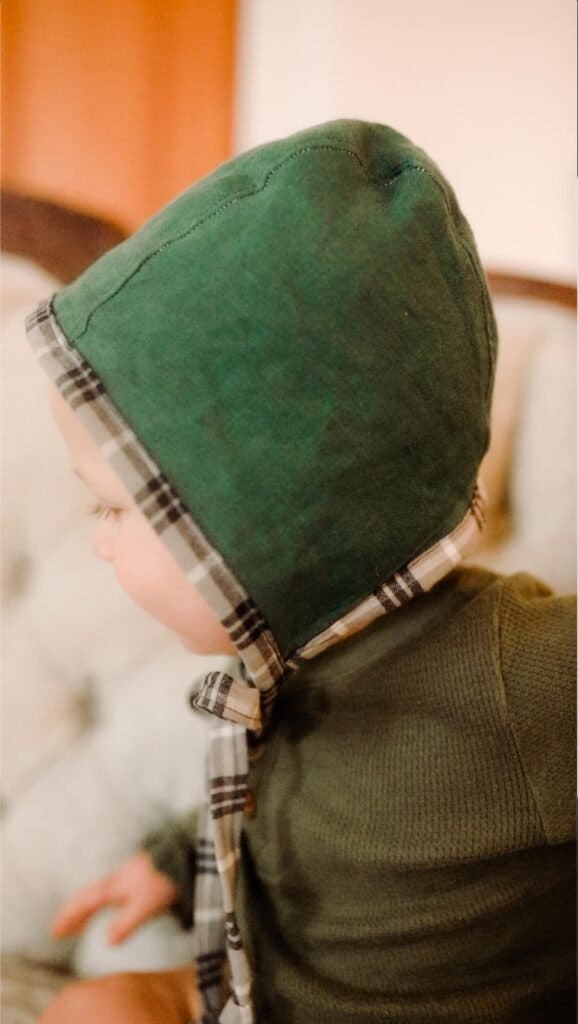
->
[2, 0, 237, 230]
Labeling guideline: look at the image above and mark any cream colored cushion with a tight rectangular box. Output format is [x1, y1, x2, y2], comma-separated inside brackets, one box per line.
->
[1, 254, 219, 976]
[472, 296, 576, 593]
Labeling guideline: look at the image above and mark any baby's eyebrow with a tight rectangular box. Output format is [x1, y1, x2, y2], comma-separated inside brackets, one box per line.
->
[72, 467, 87, 484]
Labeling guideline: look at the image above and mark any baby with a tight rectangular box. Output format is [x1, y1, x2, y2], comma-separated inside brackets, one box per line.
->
[28, 120, 575, 1023]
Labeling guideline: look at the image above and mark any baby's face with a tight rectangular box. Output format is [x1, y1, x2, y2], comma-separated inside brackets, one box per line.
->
[47, 383, 237, 657]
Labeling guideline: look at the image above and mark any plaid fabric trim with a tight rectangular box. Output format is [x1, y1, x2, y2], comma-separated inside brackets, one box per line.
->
[26, 299, 288, 700]
[193, 672, 262, 732]
[288, 481, 486, 664]
[200, 722, 255, 1023]
[191, 489, 487, 1022]
[26, 296, 487, 1024]
[191, 483, 487, 1022]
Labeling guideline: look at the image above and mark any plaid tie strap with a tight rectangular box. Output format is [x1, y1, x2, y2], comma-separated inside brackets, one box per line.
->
[186, 483, 488, 1023]
[191, 671, 263, 732]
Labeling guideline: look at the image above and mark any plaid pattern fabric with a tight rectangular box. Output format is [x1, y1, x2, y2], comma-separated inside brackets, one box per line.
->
[26, 297, 487, 1024]
[290, 482, 485, 663]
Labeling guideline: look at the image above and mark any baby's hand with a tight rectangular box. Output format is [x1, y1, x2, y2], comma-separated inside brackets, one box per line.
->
[51, 851, 178, 945]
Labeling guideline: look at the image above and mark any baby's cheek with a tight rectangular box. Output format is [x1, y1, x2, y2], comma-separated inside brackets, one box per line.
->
[114, 548, 172, 621]
[113, 524, 192, 633]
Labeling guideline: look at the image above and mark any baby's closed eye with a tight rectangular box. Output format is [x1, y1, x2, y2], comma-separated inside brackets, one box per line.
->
[87, 502, 122, 521]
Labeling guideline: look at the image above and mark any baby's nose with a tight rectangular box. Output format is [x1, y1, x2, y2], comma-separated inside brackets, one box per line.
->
[90, 522, 115, 562]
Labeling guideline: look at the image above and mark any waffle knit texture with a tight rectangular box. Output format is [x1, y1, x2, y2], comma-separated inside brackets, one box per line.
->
[146, 566, 576, 1023]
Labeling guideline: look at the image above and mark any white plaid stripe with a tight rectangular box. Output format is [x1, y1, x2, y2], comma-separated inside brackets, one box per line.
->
[26, 297, 487, 1024]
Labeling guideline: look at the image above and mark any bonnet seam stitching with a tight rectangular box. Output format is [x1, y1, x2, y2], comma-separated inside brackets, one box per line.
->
[67, 146, 485, 353]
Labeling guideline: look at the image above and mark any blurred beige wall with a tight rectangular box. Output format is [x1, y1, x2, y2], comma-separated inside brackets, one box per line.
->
[234, 0, 575, 283]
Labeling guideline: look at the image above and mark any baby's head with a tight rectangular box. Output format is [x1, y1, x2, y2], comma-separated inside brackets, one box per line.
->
[27, 119, 497, 686]
[47, 381, 236, 656]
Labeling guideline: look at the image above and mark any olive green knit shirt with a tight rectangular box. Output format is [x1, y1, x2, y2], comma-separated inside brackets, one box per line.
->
[147, 566, 576, 1023]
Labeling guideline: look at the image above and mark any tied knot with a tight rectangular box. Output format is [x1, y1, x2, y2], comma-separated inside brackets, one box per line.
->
[190, 670, 262, 731]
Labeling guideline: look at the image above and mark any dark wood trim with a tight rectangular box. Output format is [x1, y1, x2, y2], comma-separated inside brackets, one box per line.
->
[1, 190, 127, 283]
[486, 269, 577, 310]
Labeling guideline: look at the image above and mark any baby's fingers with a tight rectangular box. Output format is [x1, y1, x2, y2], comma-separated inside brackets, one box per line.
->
[107, 900, 151, 945]
[51, 879, 115, 938]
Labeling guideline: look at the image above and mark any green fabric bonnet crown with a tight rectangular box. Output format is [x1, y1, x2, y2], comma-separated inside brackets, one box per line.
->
[44, 119, 497, 661]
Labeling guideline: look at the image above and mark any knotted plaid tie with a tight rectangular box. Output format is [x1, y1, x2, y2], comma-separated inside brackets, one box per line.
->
[189, 663, 268, 1024]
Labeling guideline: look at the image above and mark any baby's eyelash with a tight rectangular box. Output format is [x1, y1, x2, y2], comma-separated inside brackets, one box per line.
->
[87, 502, 118, 521]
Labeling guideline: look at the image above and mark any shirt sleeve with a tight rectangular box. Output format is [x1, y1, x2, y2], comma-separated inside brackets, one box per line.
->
[141, 807, 199, 930]
[498, 572, 576, 845]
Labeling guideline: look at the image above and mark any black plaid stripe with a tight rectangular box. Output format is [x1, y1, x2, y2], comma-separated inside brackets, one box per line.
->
[210, 774, 249, 788]
[196, 837, 218, 875]
[211, 770, 249, 786]
[396, 565, 424, 597]
[197, 837, 218, 850]
[388, 572, 419, 604]
[223, 599, 269, 649]
[373, 565, 422, 610]
[374, 567, 423, 611]
[193, 672, 234, 716]
[209, 773, 249, 820]
[197, 950, 227, 992]
[195, 862, 219, 876]
[237, 651, 283, 730]
[56, 364, 106, 407]
[224, 911, 243, 952]
[211, 801, 247, 820]
[260, 640, 288, 683]
[373, 585, 399, 612]
[25, 303, 52, 331]
[260, 679, 281, 716]
[210, 786, 248, 807]
[134, 471, 191, 526]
